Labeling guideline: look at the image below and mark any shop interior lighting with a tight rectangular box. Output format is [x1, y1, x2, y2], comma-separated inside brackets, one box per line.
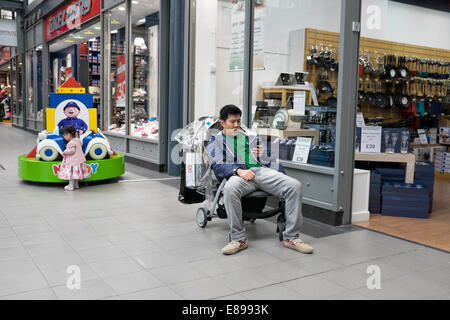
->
[83, 30, 94, 35]
[137, 18, 145, 24]
[118, 7, 125, 11]
[111, 29, 118, 34]
[111, 19, 121, 25]
[132, 1, 139, 4]
[72, 35, 84, 39]
[64, 39, 75, 43]
[93, 25, 101, 30]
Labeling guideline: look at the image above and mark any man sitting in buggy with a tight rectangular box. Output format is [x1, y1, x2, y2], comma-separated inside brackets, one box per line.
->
[207, 104, 314, 255]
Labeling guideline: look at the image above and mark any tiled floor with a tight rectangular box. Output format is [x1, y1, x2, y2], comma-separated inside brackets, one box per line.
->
[0, 123, 449, 300]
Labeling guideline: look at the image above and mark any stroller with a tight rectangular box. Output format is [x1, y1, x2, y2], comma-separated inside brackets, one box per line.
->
[175, 117, 287, 241]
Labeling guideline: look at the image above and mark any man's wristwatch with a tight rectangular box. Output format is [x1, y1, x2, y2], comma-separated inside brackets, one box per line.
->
[234, 168, 241, 175]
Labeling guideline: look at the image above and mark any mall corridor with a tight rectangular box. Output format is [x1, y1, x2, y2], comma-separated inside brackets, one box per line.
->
[0, 122, 449, 300]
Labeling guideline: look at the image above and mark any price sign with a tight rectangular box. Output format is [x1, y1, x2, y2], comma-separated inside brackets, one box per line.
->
[293, 91, 306, 115]
[361, 126, 381, 153]
[292, 137, 312, 164]
[417, 129, 428, 145]
[116, 55, 126, 107]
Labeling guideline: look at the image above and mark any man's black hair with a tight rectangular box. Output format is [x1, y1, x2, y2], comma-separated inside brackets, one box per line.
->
[61, 125, 77, 137]
[219, 104, 242, 121]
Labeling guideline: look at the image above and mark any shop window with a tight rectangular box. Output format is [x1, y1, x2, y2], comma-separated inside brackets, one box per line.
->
[191, 0, 245, 120]
[26, 50, 34, 120]
[36, 46, 43, 121]
[12, 55, 23, 119]
[130, 0, 160, 140]
[250, 0, 340, 168]
[106, 4, 126, 135]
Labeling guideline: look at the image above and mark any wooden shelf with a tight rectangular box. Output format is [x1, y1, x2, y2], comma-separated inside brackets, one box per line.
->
[253, 127, 320, 145]
[354, 152, 416, 183]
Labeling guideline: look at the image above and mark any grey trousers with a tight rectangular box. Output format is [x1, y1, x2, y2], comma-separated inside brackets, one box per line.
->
[223, 167, 303, 242]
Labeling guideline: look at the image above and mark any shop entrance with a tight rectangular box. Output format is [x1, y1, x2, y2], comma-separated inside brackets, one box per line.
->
[350, 1, 450, 253]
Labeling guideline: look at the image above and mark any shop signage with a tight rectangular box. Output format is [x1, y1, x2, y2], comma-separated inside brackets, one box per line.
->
[44, 0, 101, 41]
[361, 126, 382, 153]
[0, 47, 11, 65]
[0, 19, 17, 47]
[116, 55, 126, 107]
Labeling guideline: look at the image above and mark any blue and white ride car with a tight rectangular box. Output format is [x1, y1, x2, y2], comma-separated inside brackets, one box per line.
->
[36, 128, 113, 161]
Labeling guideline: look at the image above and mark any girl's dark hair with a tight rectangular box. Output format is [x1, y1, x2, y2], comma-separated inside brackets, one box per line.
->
[220, 104, 242, 121]
[61, 125, 76, 137]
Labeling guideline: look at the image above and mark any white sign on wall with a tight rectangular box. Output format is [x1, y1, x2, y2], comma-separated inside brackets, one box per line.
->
[0, 19, 18, 47]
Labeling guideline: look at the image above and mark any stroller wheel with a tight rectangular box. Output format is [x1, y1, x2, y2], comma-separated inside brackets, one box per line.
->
[196, 208, 208, 228]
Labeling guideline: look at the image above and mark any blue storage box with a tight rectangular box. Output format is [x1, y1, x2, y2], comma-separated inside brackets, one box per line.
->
[369, 171, 382, 213]
[414, 161, 434, 213]
[279, 139, 289, 160]
[308, 148, 335, 167]
[381, 183, 430, 218]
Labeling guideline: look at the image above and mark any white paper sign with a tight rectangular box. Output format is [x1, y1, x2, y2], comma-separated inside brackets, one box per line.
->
[356, 113, 366, 128]
[417, 129, 428, 145]
[292, 137, 312, 163]
[293, 91, 306, 115]
[429, 128, 437, 144]
[361, 126, 381, 153]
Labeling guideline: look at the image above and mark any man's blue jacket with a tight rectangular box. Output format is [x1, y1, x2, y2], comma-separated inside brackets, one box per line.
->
[206, 131, 285, 180]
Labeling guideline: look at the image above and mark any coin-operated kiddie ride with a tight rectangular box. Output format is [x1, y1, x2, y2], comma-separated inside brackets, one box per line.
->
[18, 78, 125, 182]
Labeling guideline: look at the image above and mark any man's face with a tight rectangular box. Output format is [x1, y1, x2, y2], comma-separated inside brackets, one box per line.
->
[220, 114, 241, 136]
[64, 106, 80, 118]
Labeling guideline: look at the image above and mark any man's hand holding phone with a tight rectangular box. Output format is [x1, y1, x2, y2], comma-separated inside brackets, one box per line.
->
[236, 168, 255, 181]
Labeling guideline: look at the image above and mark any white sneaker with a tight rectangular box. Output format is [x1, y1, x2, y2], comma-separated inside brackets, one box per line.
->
[64, 185, 74, 191]
[222, 238, 248, 255]
[282, 238, 314, 254]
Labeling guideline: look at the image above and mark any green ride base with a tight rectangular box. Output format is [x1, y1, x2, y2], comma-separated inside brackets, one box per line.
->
[18, 153, 125, 183]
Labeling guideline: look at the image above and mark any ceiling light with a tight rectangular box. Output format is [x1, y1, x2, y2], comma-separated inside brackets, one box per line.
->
[111, 30, 118, 34]
[93, 25, 101, 30]
[111, 19, 121, 25]
[83, 30, 94, 35]
[132, 1, 139, 4]
[138, 18, 145, 24]
[72, 35, 84, 39]
[118, 7, 125, 11]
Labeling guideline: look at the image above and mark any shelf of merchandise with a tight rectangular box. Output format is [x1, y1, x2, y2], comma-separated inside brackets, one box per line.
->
[88, 39, 101, 90]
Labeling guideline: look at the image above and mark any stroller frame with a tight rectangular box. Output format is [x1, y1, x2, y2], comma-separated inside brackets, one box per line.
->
[196, 168, 287, 241]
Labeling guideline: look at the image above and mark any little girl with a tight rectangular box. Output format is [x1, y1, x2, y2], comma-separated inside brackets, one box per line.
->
[58, 125, 91, 191]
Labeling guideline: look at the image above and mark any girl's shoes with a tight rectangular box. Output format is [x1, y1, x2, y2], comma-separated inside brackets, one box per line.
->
[64, 185, 75, 191]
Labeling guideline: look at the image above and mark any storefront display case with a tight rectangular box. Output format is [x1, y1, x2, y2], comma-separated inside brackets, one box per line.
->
[102, 0, 167, 169]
